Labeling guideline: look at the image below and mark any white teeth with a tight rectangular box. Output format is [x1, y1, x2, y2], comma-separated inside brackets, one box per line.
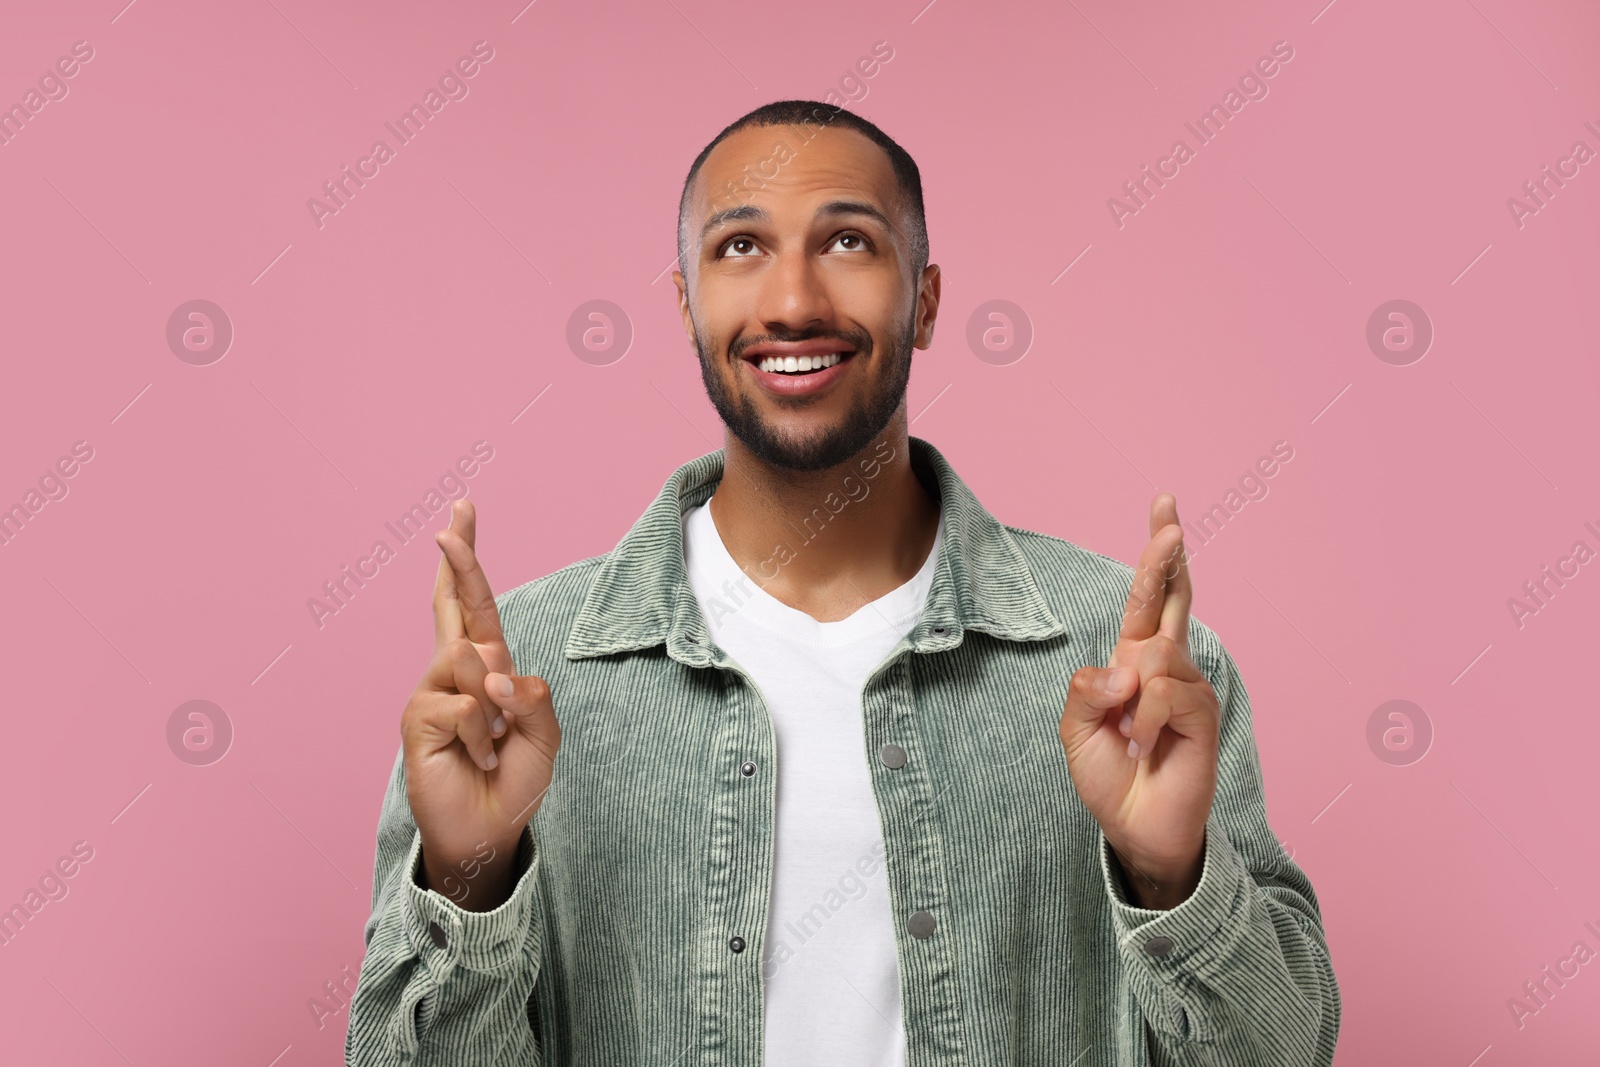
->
[756, 352, 847, 374]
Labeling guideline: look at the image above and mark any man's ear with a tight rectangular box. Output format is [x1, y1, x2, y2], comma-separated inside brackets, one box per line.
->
[673, 269, 696, 350]
[914, 263, 942, 349]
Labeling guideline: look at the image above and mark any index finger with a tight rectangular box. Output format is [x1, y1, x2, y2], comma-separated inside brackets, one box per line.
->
[1150, 493, 1192, 651]
[432, 520, 465, 648]
[1117, 494, 1188, 647]
[432, 498, 506, 649]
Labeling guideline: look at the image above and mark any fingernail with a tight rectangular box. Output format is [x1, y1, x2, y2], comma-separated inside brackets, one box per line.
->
[1118, 712, 1132, 737]
[484, 750, 498, 770]
[493, 674, 514, 698]
[1126, 738, 1140, 759]
[491, 716, 506, 736]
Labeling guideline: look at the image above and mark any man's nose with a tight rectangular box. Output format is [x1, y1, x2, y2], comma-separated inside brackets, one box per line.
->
[755, 247, 835, 332]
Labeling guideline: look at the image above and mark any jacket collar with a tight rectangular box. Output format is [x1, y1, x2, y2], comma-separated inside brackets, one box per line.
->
[563, 435, 1067, 665]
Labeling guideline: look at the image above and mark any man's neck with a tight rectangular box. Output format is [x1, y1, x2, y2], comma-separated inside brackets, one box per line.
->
[706, 423, 941, 624]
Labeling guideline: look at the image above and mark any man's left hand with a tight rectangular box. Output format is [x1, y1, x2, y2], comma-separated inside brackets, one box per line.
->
[1059, 493, 1221, 909]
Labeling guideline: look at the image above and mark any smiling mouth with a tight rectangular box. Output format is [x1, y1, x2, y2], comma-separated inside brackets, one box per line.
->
[744, 350, 856, 375]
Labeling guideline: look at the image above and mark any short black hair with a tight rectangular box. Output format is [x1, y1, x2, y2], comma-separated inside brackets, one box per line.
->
[676, 100, 929, 283]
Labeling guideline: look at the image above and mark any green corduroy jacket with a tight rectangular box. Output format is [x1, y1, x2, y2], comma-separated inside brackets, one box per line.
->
[347, 434, 1340, 1066]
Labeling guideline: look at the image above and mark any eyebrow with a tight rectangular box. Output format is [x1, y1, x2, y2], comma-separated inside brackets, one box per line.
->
[698, 198, 894, 247]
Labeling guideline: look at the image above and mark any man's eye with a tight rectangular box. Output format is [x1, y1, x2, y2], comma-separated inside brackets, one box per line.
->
[718, 232, 873, 258]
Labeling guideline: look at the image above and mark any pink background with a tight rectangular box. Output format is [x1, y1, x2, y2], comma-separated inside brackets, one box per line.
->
[2, 0, 1597, 1063]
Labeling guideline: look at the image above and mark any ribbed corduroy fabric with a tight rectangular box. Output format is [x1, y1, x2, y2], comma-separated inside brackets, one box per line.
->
[347, 435, 1340, 1066]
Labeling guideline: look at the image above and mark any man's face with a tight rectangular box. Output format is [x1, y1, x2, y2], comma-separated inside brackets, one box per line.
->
[674, 123, 939, 473]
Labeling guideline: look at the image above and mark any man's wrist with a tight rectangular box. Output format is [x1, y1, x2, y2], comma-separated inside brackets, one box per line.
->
[1109, 838, 1205, 911]
[418, 833, 524, 913]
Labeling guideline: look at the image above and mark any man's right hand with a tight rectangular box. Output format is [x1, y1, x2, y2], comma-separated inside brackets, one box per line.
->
[401, 497, 560, 911]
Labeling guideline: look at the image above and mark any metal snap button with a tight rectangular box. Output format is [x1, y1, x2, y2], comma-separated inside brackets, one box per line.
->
[879, 744, 908, 769]
[908, 911, 936, 939]
[740, 760, 757, 777]
[728, 936, 746, 954]
[1144, 935, 1174, 957]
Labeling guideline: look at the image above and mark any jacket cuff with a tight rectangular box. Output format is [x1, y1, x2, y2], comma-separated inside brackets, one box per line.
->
[401, 824, 541, 979]
[369, 825, 543, 1061]
[1099, 810, 1254, 1042]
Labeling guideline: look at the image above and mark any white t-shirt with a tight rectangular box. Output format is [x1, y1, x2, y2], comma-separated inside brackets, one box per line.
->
[682, 499, 944, 1066]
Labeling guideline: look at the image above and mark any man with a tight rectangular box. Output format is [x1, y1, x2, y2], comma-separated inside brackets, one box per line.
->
[347, 100, 1340, 1066]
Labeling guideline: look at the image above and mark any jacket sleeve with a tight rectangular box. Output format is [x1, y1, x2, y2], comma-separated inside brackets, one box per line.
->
[346, 743, 546, 1066]
[1097, 625, 1342, 1067]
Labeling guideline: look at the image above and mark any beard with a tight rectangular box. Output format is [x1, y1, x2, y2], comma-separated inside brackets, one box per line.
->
[694, 305, 916, 473]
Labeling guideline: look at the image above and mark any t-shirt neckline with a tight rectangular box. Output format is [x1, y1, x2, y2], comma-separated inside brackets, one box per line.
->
[684, 500, 945, 648]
